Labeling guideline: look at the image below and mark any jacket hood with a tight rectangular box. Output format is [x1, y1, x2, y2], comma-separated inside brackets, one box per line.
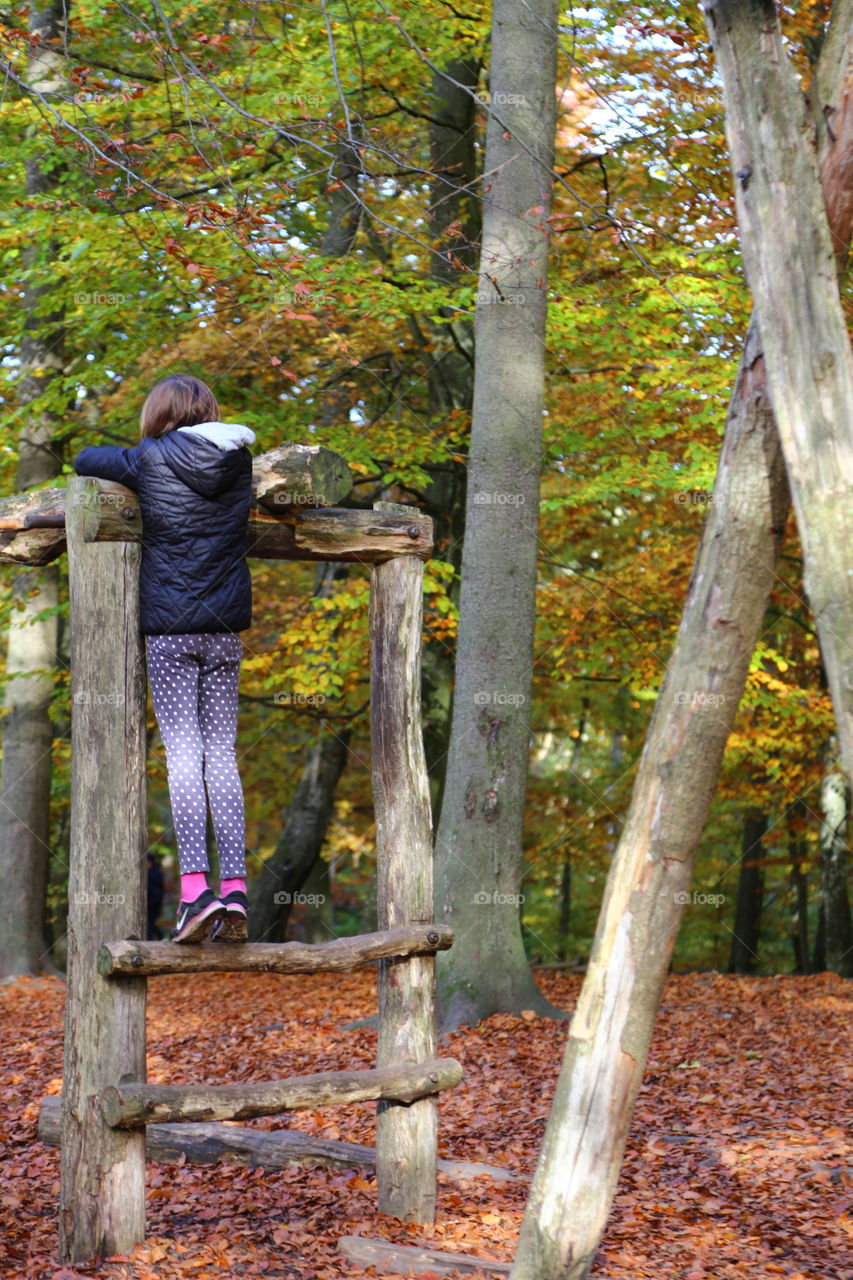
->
[177, 421, 256, 451]
[161, 421, 255, 498]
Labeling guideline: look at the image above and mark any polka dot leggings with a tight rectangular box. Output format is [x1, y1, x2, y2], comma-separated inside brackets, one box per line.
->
[146, 632, 246, 877]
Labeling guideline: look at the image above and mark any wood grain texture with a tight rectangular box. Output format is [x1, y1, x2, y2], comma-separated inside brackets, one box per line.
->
[98, 1058, 463, 1127]
[60, 477, 147, 1262]
[339, 1236, 512, 1276]
[0, 484, 433, 565]
[253, 443, 352, 512]
[38, 1097, 515, 1182]
[98, 924, 454, 977]
[706, 0, 853, 780]
[370, 503, 440, 1223]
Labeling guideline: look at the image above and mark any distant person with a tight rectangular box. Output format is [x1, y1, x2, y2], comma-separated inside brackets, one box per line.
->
[146, 853, 164, 940]
[73, 374, 253, 943]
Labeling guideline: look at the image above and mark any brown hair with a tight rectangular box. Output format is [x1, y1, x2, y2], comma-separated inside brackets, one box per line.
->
[139, 375, 220, 439]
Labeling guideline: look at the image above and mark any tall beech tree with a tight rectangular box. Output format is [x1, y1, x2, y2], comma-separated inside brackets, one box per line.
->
[511, 4, 853, 1276]
[433, 0, 561, 1029]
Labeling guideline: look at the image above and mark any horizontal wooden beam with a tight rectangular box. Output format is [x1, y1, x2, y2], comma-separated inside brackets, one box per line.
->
[0, 485, 433, 565]
[98, 924, 454, 977]
[37, 1097, 516, 1183]
[99, 1057, 463, 1128]
[339, 1236, 512, 1276]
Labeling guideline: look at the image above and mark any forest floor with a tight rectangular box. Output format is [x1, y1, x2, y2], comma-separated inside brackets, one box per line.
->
[0, 968, 850, 1280]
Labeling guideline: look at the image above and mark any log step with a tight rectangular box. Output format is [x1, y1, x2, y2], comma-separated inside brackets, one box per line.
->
[99, 1057, 463, 1128]
[98, 924, 453, 977]
[37, 1097, 515, 1183]
[339, 1236, 512, 1276]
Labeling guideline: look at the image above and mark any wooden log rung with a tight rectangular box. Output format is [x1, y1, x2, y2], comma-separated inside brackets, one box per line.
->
[99, 1057, 464, 1128]
[98, 923, 453, 978]
[38, 1097, 515, 1183]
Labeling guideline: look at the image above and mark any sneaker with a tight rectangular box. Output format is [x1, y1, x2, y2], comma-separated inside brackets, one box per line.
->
[211, 890, 249, 943]
[170, 890, 226, 944]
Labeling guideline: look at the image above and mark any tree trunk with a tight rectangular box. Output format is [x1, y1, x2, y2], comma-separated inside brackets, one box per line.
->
[818, 741, 853, 975]
[786, 799, 810, 974]
[0, 0, 68, 978]
[728, 810, 767, 974]
[301, 854, 335, 943]
[510, 10, 853, 1276]
[706, 0, 853, 789]
[556, 701, 588, 962]
[434, 0, 560, 1031]
[420, 56, 480, 827]
[248, 712, 350, 942]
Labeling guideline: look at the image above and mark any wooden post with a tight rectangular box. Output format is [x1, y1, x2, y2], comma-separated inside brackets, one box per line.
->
[370, 501, 437, 1223]
[60, 477, 147, 1261]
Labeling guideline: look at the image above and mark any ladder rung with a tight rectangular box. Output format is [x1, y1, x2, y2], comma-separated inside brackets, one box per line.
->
[98, 924, 453, 977]
[99, 1057, 463, 1128]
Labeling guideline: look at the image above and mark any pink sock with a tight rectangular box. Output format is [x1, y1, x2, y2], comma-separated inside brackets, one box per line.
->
[220, 877, 247, 897]
[181, 873, 209, 902]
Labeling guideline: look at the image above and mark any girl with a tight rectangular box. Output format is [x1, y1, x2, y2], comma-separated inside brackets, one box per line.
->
[74, 374, 255, 943]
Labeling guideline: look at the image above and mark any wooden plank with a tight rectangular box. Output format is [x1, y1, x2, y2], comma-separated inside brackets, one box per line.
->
[98, 924, 454, 977]
[370, 502, 438, 1223]
[60, 476, 147, 1262]
[339, 1236, 512, 1276]
[0, 485, 433, 565]
[99, 1057, 463, 1128]
[38, 1097, 515, 1183]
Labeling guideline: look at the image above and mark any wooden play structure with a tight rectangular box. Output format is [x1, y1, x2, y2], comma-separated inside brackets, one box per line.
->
[0, 444, 462, 1264]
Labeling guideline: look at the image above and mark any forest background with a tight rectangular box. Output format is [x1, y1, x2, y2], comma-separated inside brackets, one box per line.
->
[0, 0, 847, 979]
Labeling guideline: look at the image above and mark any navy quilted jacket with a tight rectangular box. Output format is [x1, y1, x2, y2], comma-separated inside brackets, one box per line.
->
[73, 422, 254, 635]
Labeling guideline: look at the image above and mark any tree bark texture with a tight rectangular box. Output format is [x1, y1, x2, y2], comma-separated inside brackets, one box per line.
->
[98, 924, 453, 978]
[371, 504, 440, 1223]
[434, 0, 561, 1032]
[0, 484, 433, 566]
[60, 478, 147, 1262]
[39, 1096, 513, 1183]
[510, 8, 853, 1276]
[100, 1058, 462, 1128]
[818, 741, 853, 974]
[727, 810, 767, 974]
[705, 0, 853, 787]
[420, 55, 480, 828]
[249, 717, 350, 942]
